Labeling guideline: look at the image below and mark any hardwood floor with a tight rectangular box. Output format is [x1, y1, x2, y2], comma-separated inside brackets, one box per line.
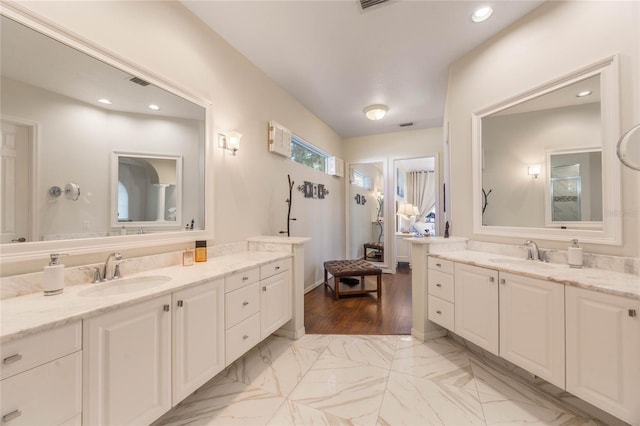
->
[304, 267, 412, 335]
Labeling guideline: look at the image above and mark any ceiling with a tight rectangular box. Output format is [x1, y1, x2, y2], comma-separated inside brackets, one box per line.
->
[182, 0, 544, 138]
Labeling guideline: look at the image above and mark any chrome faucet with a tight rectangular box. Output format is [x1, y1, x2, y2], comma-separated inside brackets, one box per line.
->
[524, 240, 540, 261]
[102, 252, 123, 280]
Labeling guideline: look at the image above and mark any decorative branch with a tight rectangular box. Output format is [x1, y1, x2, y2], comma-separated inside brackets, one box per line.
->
[482, 188, 493, 214]
[279, 174, 296, 236]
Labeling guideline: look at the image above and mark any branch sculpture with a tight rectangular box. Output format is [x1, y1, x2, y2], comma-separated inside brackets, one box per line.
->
[279, 174, 296, 236]
[482, 188, 493, 215]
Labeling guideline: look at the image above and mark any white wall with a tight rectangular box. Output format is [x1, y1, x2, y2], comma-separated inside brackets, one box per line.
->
[13, 1, 345, 286]
[445, 1, 640, 256]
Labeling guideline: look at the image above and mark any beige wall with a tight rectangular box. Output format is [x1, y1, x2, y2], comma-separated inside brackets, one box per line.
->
[445, 1, 640, 257]
[13, 1, 345, 286]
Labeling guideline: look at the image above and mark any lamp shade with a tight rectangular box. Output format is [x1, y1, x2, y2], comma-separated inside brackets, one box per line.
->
[397, 203, 416, 218]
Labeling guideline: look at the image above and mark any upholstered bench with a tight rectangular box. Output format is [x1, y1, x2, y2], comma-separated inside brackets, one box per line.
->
[323, 259, 382, 300]
[363, 242, 384, 262]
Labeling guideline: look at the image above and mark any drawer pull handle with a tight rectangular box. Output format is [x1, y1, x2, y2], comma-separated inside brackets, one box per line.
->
[436, 310, 442, 315]
[242, 301, 249, 306]
[242, 276, 249, 281]
[436, 283, 442, 288]
[489, 277, 495, 283]
[262, 286, 267, 292]
[3, 354, 22, 365]
[275, 266, 280, 270]
[436, 263, 442, 267]
[177, 300, 184, 308]
[2, 410, 22, 422]
[163, 304, 170, 312]
[242, 335, 249, 340]
[630, 309, 637, 317]
[500, 279, 506, 285]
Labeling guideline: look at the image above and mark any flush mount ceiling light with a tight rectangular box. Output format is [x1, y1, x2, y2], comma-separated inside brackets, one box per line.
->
[97, 98, 112, 105]
[472, 6, 493, 23]
[364, 104, 388, 121]
[576, 90, 592, 97]
[148, 104, 160, 111]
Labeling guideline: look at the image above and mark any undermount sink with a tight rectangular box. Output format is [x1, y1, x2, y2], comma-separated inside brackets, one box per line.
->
[78, 276, 172, 297]
[488, 258, 560, 268]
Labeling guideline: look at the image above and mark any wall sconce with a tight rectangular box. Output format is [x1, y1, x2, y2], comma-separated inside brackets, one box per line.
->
[219, 131, 242, 155]
[528, 164, 542, 179]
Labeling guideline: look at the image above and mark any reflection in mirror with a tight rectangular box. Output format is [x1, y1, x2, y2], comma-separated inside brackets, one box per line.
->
[348, 162, 386, 266]
[394, 157, 437, 236]
[113, 153, 182, 227]
[617, 124, 640, 171]
[0, 14, 206, 245]
[546, 150, 602, 226]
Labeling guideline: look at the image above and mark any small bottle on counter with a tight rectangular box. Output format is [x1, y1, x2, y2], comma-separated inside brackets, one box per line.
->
[568, 239, 583, 268]
[183, 249, 194, 266]
[43, 253, 68, 296]
[195, 240, 207, 262]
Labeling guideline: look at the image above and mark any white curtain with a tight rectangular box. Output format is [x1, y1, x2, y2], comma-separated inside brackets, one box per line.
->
[408, 171, 436, 219]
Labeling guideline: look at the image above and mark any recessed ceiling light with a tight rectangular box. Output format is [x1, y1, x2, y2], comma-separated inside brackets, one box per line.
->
[98, 98, 112, 105]
[576, 90, 592, 98]
[148, 104, 160, 111]
[364, 104, 388, 121]
[472, 6, 493, 23]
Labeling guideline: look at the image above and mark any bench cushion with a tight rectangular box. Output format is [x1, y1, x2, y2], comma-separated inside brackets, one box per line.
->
[324, 259, 381, 277]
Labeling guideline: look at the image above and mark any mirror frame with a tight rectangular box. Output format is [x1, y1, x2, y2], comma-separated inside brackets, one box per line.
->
[471, 55, 622, 245]
[345, 158, 391, 272]
[0, 3, 214, 263]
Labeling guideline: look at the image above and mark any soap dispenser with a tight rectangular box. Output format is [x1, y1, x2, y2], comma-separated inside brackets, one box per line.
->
[43, 253, 68, 296]
[567, 239, 583, 269]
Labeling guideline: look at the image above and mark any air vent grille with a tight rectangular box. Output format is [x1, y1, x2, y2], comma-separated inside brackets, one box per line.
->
[399, 122, 414, 127]
[129, 76, 150, 86]
[360, 0, 389, 10]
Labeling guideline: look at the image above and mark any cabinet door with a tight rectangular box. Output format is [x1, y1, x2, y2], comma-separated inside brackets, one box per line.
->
[566, 286, 639, 425]
[454, 263, 499, 354]
[172, 279, 225, 404]
[83, 295, 171, 426]
[260, 269, 292, 339]
[395, 236, 411, 263]
[499, 272, 565, 388]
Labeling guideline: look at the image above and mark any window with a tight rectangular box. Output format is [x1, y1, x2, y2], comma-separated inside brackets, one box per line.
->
[291, 135, 328, 172]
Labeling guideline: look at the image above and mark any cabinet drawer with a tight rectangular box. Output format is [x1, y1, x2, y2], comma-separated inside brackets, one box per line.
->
[225, 282, 260, 329]
[1, 321, 81, 380]
[225, 313, 261, 365]
[428, 296, 454, 330]
[225, 267, 259, 293]
[0, 351, 82, 426]
[260, 258, 291, 280]
[428, 257, 454, 275]
[428, 269, 454, 303]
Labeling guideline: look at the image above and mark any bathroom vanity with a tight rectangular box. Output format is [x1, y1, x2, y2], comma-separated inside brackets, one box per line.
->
[414, 243, 639, 425]
[0, 243, 304, 426]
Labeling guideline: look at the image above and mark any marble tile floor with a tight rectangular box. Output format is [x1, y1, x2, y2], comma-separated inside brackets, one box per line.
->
[153, 334, 600, 426]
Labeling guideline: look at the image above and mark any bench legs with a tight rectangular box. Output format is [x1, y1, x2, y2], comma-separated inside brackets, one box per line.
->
[323, 268, 382, 300]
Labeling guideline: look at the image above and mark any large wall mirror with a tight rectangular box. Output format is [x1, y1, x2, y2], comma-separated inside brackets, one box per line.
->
[1, 7, 211, 262]
[472, 56, 622, 244]
[346, 161, 389, 270]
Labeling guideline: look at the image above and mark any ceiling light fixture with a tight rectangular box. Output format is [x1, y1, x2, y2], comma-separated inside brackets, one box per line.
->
[472, 6, 493, 23]
[148, 104, 160, 111]
[576, 90, 592, 98]
[98, 98, 112, 105]
[364, 104, 388, 121]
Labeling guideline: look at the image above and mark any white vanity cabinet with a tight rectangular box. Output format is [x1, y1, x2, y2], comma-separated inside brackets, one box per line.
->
[83, 295, 172, 426]
[172, 278, 225, 404]
[454, 263, 499, 354]
[395, 233, 412, 266]
[260, 258, 292, 338]
[0, 322, 82, 426]
[225, 267, 261, 365]
[566, 286, 639, 425]
[427, 257, 455, 329]
[499, 272, 565, 388]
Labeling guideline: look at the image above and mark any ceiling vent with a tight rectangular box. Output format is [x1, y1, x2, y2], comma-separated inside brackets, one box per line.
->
[129, 76, 150, 87]
[399, 122, 414, 127]
[360, 0, 389, 10]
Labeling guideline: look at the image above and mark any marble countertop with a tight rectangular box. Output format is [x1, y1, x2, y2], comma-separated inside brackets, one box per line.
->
[429, 250, 640, 300]
[408, 236, 468, 244]
[0, 251, 292, 344]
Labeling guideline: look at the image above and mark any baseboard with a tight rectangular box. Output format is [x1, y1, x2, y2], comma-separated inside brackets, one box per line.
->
[412, 327, 447, 341]
[304, 279, 325, 294]
[274, 326, 305, 340]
